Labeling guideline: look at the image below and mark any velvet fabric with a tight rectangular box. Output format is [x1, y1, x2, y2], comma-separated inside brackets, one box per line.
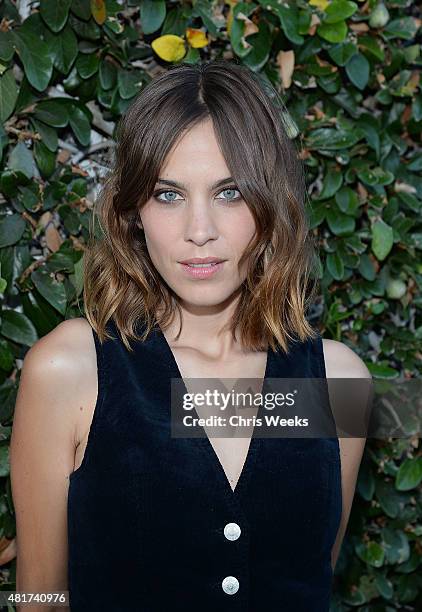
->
[67, 318, 342, 611]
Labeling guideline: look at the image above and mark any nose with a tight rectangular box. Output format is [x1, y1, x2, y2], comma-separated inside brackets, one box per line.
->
[183, 198, 219, 245]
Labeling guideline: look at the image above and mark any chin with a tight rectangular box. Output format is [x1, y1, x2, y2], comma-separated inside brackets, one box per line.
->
[179, 290, 227, 303]
[177, 286, 239, 307]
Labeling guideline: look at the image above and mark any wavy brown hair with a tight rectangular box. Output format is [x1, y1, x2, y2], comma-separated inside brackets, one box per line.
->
[84, 59, 319, 354]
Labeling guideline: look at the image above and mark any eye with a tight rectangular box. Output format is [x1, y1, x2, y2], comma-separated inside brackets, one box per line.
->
[215, 186, 242, 202]
[153, 190, 183, 204]
[152, 186, 242, 205]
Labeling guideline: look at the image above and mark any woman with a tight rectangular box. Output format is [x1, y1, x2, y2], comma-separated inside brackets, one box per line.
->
[11, 60, 370, 611]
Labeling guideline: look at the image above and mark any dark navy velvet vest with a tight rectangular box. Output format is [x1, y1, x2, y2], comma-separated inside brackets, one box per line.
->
[67, 318, 342, 611]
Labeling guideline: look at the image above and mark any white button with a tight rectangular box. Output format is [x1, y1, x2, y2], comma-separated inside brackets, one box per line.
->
[222, 575, 239, 595]
[224, 522, 241, 541]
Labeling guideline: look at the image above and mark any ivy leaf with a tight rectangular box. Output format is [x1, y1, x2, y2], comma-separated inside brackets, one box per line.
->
[306, 128, 361, 150]
[371, 219, 394, 261]
[356, 115, 380, 159]
[118, 70, 144, 99]
[317, 20, 348, 43]
[0, 69, 18, 123]
[346, 53, 370, 90]
[366, 363, 399, 379]
[68, 106, 91, 147]
[359, 35, 385, 62]
[317, 168, 343, 200]
[357, 460, 375, 500]
[358, 254, 377, 281]
[326, 208, 355, 236]
[344, 235, 366, 254]
[69, 13, 101, 40]
[76, 53, 100, 79]
[382, 528, 410, 565]
[140, 0, 166, 35]
[335, 187, 360, 215]
[99, 59, 117, 90]
[0, 31, 15, 62]
[326, 252, 345, 280]
[358, 167, 394, 186]
[276, 3, 304, 46]
[240, 20, 271, 72]
[8, 142, 39, 179]
[1, 309, 38, 346]
[30, 118, 58, 153]
[374, 574, 393, 599]
[328, 41, 357, 66]
[34, 140, 56, 178]
[324, 0, 358, 24]
[0, 446, 10, 477]
[40, 0, 72, 33]
[0, 338, 14, 370]
[31, 268, 68, 315]
[308, 202, 326, 228]
[0, 213, 26, 247]
[355, 540, 385, 567]
[13, 30, 53, 91]
[395, 457, 422, 491]
[48, 25, 78, 74]
[71, 0, 92, 21]
[34, 100, 69, 128]
[384, 17, 418, 40]
[230, 2, 259, 58]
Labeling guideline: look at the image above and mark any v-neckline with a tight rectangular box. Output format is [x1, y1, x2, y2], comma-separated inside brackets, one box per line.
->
[156, 324, 272, 497]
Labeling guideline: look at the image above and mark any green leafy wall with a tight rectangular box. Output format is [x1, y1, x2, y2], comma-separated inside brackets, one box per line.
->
[0, 0, 421, 609]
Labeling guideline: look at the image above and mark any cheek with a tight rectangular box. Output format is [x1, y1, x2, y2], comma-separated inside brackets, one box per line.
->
[225, 211, 256, 253]
[140, 205, 177, 254]
[144, 225, 176, 261]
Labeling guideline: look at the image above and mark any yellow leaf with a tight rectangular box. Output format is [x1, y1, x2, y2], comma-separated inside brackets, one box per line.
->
[309, 0, 329, 9]
[151, 35, 186, 62]
[186, 28, 209, 49]
[226, 0, 239, 35]
[227, 9, 234, 36]
[91, 0, 106, 25]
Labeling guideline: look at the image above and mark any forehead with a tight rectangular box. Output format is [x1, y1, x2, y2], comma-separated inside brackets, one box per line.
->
[159, 119, 230, 181]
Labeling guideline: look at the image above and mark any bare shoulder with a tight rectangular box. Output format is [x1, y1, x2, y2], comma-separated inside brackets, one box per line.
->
[10, 318, 97, 594]
[321, 338, 372, 569]
[17, 317, 97, 441]
[23, 317, 95, 382]
[322, 338, 372, 379]
[25, 317, 94, 363]
[321, 338, 370, 473]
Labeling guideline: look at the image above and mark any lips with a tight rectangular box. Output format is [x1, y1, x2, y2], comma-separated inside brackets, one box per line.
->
[179, 260, 225, 277]
[179, 257, 225, 265]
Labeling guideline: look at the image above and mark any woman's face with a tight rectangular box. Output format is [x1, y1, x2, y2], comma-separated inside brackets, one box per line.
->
[139, 118, 257, 310]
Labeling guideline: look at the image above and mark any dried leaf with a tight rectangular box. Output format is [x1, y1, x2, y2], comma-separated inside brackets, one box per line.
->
[277, 50, 295, 89]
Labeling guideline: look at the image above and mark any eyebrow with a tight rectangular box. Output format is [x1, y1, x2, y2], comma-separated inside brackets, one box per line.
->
[156, 177, 234, 190]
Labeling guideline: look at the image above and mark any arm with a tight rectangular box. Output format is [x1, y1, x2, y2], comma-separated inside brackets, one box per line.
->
[10, 319, 93, 611]
[322, 339, 372, 572]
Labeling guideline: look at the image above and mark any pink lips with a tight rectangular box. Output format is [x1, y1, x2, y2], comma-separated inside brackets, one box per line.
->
[179, 257, 225, 265]
[179, 260, 225, 279]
